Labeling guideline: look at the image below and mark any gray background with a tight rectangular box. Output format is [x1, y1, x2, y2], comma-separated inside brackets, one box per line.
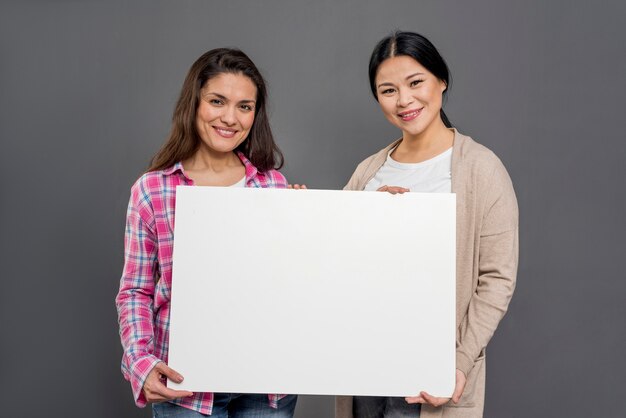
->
[1, 1, 625, 417]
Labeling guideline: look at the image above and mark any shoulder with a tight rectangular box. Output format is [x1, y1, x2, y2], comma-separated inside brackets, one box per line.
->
[454, 131, 511, 182]
[455, 134, 518, 234]
[456, 132, 501, 167]
[355, 152, 382, 172]
[131, 170, 163, 194]
[129, 170, 165, 209]
[255, 169, 288, 189]
[454, 131, 517, 215]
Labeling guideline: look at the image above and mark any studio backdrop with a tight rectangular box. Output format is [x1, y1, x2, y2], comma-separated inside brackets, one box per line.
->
[1, 1, 624, 417]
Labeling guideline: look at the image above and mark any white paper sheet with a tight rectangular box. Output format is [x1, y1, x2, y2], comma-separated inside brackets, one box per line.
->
[168, 186, 456, 397]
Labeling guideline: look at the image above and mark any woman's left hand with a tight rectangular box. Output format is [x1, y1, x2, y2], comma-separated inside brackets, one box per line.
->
[405, 369, 467, 407]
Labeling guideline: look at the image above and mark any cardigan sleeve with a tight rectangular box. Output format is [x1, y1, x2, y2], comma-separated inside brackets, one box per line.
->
[456, 160, 519, 376]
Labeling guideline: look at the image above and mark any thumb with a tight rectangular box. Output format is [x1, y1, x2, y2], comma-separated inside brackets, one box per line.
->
[155, 362, 184, 383]
[451, 370, 466, 403]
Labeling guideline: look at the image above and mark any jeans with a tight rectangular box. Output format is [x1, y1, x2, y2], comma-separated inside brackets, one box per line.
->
[152, 394, 297, 417]
[353, 396, 421, 418]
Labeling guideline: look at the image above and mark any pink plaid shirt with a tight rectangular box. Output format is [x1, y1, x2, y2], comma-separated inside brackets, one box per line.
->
[116, 152, 288, 414]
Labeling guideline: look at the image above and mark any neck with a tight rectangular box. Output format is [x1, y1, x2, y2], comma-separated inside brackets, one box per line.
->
[393, 119, 454, 163]
[183, 146, 241, 173]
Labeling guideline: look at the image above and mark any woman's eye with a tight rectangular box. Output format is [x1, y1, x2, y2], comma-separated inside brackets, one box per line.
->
[210, 99, 224, 106]
[240, 104, 254, 111]
[381, 88, 395, 95]
[410, 80, 423, 87]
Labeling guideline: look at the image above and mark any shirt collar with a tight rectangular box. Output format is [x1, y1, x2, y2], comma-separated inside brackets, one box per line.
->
[237, 151, 258, 181]
[162, 161, 188, 177]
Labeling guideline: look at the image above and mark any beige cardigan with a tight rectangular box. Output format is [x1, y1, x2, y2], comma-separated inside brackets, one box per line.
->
[336, 129, 519, 418]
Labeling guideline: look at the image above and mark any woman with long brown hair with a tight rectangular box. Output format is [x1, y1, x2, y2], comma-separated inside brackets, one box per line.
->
[116, 48, 297, 418]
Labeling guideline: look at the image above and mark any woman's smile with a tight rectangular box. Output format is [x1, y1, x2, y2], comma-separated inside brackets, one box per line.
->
[213, 126, 238, 138]
[398, 107, 423, 122]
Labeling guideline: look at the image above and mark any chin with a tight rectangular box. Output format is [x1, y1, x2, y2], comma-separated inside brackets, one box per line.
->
[404, 125, 427, 137]
[210, 138, 244, 152]
[404, 117, 438, 136]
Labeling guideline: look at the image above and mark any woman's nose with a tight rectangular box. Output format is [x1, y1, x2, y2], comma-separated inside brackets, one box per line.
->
[220, 106, 237, 125]
[397, 88, 414, 107]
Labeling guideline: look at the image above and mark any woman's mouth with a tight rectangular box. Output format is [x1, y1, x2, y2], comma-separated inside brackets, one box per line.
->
[398, 108, 423, 122]
[213, 126, 238, 138]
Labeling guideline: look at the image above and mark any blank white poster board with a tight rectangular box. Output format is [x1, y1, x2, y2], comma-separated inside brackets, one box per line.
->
[168, 186, 456, 397]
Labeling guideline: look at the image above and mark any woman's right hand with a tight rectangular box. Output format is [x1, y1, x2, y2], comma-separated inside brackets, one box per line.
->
[287, 184, 308, 189]
[142, 362, 194, 403]
[376, 185, 409, 194]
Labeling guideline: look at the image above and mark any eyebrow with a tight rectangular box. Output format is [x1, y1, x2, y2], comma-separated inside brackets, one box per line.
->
[405, 72, 424, 79]
[377, 72, 425, 89]
[204, 92, 256, 103]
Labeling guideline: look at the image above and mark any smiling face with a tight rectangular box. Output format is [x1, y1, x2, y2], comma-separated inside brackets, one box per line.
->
[195, 72, 257, 155]
[375, 55, 447, 140]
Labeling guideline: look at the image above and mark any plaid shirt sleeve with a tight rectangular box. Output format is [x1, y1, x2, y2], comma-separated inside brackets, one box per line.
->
[115, 176, 161, 407]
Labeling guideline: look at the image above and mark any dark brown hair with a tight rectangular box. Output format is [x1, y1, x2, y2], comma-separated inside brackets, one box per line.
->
[148, 48, 283, 172]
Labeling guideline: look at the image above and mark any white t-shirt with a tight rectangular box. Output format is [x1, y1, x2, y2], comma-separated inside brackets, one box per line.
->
[230, 176, 246, 188]
[364, 147, 452, 193]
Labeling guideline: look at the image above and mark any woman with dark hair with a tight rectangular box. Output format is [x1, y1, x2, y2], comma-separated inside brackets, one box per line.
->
[116, 48, 297, 418]
[336, 31, 518, 418]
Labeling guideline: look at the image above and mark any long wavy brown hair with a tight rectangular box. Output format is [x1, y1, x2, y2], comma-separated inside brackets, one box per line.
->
[148, 48, 284, 173]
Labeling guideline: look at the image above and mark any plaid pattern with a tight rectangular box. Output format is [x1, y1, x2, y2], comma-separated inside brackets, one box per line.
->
[116, 152, 288, 414]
